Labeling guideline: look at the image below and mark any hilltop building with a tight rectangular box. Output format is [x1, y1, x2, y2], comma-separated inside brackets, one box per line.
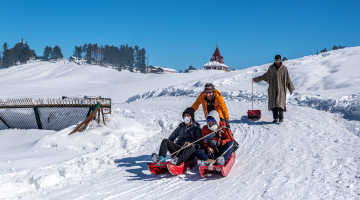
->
[204, 45, 229, 71]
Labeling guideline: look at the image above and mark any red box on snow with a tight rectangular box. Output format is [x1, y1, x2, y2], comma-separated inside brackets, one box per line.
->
[247, 109, 261, 119]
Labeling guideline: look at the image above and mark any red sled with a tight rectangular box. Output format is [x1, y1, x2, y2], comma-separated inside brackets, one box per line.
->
[247, 110, 261, 119]
[167, 158, 198, 175]
[147, 158, 198, 176]
[147, 161, 170, 175]
[199, 152, 236, 177]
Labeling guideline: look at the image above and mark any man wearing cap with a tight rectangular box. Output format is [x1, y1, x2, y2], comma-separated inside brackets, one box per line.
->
[191, 83, 230, 128]
[253, 54, 295, 123]
[151, 107, 202, 165]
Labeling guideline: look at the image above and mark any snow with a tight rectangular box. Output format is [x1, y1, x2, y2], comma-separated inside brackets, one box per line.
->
[204, 61, 229, 68]
[0, 47, 360, 199]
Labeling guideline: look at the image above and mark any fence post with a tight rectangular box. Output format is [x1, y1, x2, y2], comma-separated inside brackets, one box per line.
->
[81, 103, 100, 132]
[34, 107, 43, 129]
[110, 99, 112, 114]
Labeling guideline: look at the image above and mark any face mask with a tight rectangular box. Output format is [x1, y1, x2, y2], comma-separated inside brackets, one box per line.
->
[184, 116, 191, 124]
[208, 123, 218, 131]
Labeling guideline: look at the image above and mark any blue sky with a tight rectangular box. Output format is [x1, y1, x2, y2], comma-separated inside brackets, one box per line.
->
[1, 0, 359, 71]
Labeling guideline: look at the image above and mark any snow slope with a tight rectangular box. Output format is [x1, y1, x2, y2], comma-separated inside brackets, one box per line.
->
[0, 47, 360, 199]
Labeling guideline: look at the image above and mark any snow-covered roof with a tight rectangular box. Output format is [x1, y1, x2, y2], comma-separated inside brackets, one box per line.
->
[204, 61, 229, 68]
[160, 67, 177, 72]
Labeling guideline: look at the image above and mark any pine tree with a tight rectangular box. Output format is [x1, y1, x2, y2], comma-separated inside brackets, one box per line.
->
[134, 45, 140, 71]
[73, 45, 82, 58]
[179, 70, 182, 73]
[43, 46, 52, 60]
[12, 43, 23, 64]
[2, 42, 13, 68]
[53, 46, 63, 59]
[86, 43, 92, 64]
[21, 42, 32, 63]
[332, 45, 338, 50]
[140, 48, 146, 73]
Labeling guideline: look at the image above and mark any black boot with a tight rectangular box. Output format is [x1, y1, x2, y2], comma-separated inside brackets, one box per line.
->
[272, 119, 278, 123]
[279, 119, 283, 122]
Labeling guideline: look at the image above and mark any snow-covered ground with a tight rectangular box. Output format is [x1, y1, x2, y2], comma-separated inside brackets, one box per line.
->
[0, 47, 360, 199]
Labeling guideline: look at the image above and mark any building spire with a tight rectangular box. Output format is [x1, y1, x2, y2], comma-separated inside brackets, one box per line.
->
[216, 42, 218, 48]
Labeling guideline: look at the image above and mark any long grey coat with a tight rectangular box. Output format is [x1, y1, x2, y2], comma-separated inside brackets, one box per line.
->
[254, 64, 295, 111]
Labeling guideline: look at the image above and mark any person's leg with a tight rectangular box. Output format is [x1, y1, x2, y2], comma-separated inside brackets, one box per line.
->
[272, 107, 278, 122]
[176, 146, 196, 163]
[219, 141, 233, 162]
[278, 107, 284, 120]
[194, 149, 209, 160]
[159, 139, 182, 157]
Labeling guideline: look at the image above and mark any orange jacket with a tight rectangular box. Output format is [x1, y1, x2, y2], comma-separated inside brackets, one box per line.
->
[201, 121, 234, 150]
[191, 89, 229, 120]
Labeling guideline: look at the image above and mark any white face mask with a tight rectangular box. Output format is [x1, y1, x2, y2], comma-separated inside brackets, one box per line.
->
[184, 117, 191, 124]
[208, 123, 218, 131]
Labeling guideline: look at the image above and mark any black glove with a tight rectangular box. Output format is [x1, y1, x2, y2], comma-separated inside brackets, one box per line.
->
[208, 140, 221, 148]
[226, 121, 230, 129]
[225, 118, 230, 128]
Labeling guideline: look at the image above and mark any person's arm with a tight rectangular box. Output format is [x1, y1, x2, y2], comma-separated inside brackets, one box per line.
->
[191, 93, 203, 111]
[195, 127, 202, 146]
[253, 67, 270, 83]
[168, 125, 180, 142]
[218, 95, 230, 120]
[219, 129, 233, 146]
[201, 128, 210, 150]
[286, 68, 295, 94]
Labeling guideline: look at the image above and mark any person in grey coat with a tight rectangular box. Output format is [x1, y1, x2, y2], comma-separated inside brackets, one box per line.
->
[253, 54, 295, 123]
[151, 107, 202, 165]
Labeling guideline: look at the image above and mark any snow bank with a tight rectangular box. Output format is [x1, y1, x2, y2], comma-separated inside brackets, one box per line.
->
[1, 46, 360, 199]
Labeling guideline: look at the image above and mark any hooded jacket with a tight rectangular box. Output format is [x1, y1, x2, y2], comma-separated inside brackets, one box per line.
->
[168, 121, 202, 146]
[201, 110, 234, 150]
[191, 89, 229, 120]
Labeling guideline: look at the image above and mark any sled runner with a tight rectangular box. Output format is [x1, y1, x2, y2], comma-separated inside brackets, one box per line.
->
[167, 158, 198, 176]
[199, 152, 236, 177]
[248, 82, 261, 120]
[147, 158, 198, 176]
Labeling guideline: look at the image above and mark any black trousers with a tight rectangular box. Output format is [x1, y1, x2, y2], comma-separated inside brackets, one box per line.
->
[159, 139, 196, 163]
[272, 107, 284, 120]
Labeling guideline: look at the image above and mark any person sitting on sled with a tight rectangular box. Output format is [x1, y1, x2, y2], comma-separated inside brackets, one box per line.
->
[151, 107, 202, 165]
[195, 110, 234, 166]
[191, 83, 230, 128]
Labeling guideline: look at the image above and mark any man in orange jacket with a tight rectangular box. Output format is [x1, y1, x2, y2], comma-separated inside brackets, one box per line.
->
[191, 83, 230, 128]
[195, 110, 234, 166]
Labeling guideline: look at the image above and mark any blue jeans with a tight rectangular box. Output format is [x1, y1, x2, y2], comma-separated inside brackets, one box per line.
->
[195, 141, 233, 163]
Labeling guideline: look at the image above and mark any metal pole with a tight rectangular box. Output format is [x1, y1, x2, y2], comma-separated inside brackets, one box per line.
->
[252, 81, 254, 110]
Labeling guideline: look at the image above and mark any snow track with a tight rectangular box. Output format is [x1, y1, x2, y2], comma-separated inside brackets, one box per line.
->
[7, 98, 359, 200]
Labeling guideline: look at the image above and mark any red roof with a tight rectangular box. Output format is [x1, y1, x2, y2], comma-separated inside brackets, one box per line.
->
[210, 47, 224, 64]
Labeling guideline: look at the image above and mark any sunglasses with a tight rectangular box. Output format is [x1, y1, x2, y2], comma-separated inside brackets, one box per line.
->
[274, 60, 281, 63]
[205, 92, 213, 95]
[207, 118, 216, 122]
